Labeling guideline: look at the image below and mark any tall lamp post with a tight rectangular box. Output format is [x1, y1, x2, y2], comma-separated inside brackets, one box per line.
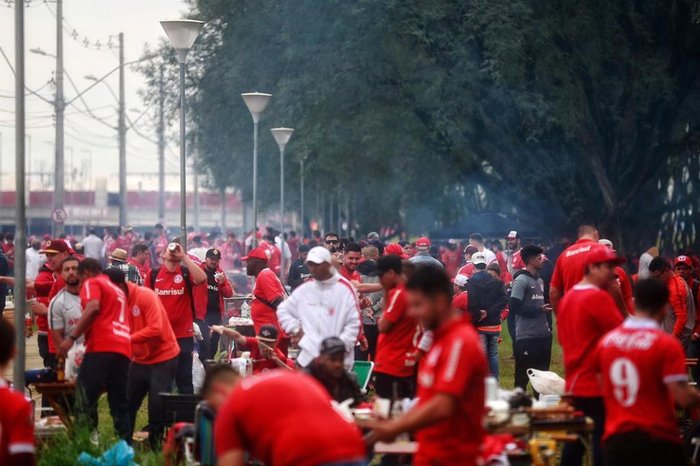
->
[299, 153, 307, 238]
[270, 127, 294, 281]
[241, 92, 271, 247]
[160, 19, 205, 243]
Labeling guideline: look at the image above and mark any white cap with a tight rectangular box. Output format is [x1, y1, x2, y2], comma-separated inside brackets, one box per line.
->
[306, 246, 332, 265]
[453, 274, 469, 287]
[507, 230, 519, 239]
[599, 239, 614, 249]
[472, 252, 487, 266]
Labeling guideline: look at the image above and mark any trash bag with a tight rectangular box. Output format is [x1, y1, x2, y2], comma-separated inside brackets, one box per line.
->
[77, 440, 136, 466]
[66, 342, 86, 381]
[527, 368, 566, 396]
[193, 352, 205, 394]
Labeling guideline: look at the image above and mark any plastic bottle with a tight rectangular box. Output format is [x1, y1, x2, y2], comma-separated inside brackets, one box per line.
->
[241, 351, 253, 376]
[56, 357, 65, 382]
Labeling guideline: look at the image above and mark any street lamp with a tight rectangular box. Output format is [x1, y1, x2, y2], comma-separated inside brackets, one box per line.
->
[270, 127, 294, 281]
[242, 92, 272, 247]
[298, 153, 308, 239]
[160, 19, 205, 243]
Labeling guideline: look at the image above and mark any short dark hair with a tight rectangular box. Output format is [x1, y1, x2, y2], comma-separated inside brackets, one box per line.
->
[201, 364, 239, 399]
[103, 267, 126, 286]
[0, 318, 15, 366]
[634, 279, 670, 314]
[345, 242, 361, 254]
[648, 257, 672, 273]
[521, 245, 544, 265]
[578, 224, 598, 238]
[377, 254, 402, 276]
[405, 264, 453, 300]
[324, 232, 339, 239]
[60, 255, 79, 269]
[131, 243, 149, 257]
[78, 258, 102, 276]
[469, 233, 484, 243]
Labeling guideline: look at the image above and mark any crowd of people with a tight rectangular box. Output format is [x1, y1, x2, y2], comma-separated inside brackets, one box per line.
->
[2, 222, 700, 466]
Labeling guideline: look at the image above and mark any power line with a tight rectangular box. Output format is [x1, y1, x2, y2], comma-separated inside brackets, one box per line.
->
[42, 0, 117, 52]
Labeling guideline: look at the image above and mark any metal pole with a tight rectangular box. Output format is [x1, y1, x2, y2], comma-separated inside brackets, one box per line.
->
[53, 0, 64, 236]
[14, 0, 27, 390]
[0, 132, 2, 193]
[252, 119, 259, 247]
[157, 65, 165, 222]
[118, 32, 126, 228]
[193, 134, 199, 232]
[279, 146, 285, 282]
[179, 62, 187, 243]
[300, 158, 304, 239]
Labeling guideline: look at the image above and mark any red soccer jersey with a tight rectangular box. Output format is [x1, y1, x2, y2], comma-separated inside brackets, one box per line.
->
[456, 262, 476, 279]
[251, 268, 285, 335]
[148, 266, 194, 339]
[511, 250, 525, 271]
[556, 284, 623, 397]
[34, 265, 55, 336]
[551, 239, 606, 294]
[452, 291, 469, 315]
[214, 371, 366, 466]
[596, 317, 687, 443]
[415, 319, 487, 466]
[375, 285, 420, 377]
[242, 337, 294, 374]
[0, 381, 34, 464]
[126, 283, 180, 365]
[80, 275, 131, 357]
[339, 266, 361, 283]
[615, 266, 634, 315]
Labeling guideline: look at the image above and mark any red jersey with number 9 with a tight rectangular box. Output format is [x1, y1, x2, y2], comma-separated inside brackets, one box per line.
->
[596, 317, 687, 443]
[80, 274, 131, 357]
[0, 381, 34, 464]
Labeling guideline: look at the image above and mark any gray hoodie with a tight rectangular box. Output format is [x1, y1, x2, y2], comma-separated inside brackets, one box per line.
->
[509, 269, 551, 340]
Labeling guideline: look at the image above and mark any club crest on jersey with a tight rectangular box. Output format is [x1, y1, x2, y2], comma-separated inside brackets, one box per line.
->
[174, 274, 183, 284]
[132, 305, 140, 317]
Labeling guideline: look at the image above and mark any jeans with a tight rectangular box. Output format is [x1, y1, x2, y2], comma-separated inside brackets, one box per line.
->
[176, 337, 194, 394]
[195, 313, 223, 363]
[76, 352, 131, 440]
[479, 331, 500, 380]
[560, 396, 605, 466]
[514, 336, 552, 396]
[127, 357, 178, 446]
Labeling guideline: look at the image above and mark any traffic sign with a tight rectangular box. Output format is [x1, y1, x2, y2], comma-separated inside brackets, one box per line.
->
[51, 208, 67, 224]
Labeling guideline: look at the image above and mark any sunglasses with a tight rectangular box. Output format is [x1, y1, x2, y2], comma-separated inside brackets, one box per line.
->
[325, 240, 339, 245]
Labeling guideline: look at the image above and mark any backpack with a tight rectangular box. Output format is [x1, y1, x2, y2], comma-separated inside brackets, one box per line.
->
[149, 266, 196, 320]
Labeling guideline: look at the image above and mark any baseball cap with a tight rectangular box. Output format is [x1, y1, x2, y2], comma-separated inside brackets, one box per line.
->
[585, 245, 626, 267]
[453, 274, 469, 287]
[675, 255, 693, 268]
[319, 337, 347, 356]
[507, 230, 520, 240]
[109, 248, 128, 262]
[257, 324, 279, 343]
[385, 243, 408, 259]
[305, 246, 332, 265]
[415, 237, 431, 250]
[598, 239, 614, 249]
[242, 247, 269, 262]
[40, 238, 71, 254]
[205, 248, 222, 260]
[367, 232, 380, 241]
[472, 252, 487, 266]
[463, 245, 479, 256]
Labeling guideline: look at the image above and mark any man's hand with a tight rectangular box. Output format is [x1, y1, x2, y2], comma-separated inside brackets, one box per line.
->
[479, 310, 487, 321]
[541, 304, 553, 313]
[30, 300, 48, 316]
[692, 332, 700, 342]
[362, 419, 399, 444]
[359, 335, 369, 352]
[210, 325, 225, 335]
[291, 329, 304, 346]
[58, 338, 73, 358]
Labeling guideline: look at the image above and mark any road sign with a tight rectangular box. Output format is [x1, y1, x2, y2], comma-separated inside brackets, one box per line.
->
[51, 208, 67, 224]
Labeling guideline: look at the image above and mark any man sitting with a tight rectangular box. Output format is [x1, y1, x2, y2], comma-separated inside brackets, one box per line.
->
[210, 324, 294, 374]
[303, 337, 365, 407]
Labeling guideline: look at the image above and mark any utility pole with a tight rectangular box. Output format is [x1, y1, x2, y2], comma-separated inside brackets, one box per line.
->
[53, 0, 64, 236]
[118, 32, 126, 228]
[157, 65, 165, 222]
[193, 134, 200, 232]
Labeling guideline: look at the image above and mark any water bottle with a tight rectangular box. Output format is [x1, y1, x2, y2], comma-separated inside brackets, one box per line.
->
[241, 351, 253, 376]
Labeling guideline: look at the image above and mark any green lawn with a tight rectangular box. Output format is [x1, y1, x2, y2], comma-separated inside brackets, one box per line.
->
[499, 321, 564, 389]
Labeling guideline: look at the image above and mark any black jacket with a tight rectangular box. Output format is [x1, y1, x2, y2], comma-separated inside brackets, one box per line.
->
[303, 359, 365, 407]
[466, 271, 507, 327]
[287, 258, 310, 290]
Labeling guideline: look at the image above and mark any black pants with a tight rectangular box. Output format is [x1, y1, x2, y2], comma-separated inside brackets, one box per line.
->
[354, 324, 378, 361]
[76, 352, 131, 440]
[175, 337, 194, 394]
[603, 431, 685, 466]
[195, 313, 222, 363]
[37, 334, 57, 416]
[560, 397, 605, 466]
[514, 336, 552, 395]
[373, 371, 415, 399]
[507, 312, 517, 355]
[127, 357, 178, 447]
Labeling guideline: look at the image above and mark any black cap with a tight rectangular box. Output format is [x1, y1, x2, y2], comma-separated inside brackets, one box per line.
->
[298, 244, 310, 253]
[206, 248, 221, 259]
[257, 324, 279, 342]
[319, 337, 347, 356]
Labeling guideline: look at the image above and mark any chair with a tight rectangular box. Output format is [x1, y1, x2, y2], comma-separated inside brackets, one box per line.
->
[352, 360, 374, 393]
[194, 401, 216, 466]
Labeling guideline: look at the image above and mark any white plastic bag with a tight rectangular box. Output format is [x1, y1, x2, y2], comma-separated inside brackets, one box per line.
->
[66, 342, 86, 381]
[192, 352, 205, 394]
[527, 368, 566, 395]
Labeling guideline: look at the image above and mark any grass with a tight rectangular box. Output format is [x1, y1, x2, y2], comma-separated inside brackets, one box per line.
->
[499, 320, 564, 389]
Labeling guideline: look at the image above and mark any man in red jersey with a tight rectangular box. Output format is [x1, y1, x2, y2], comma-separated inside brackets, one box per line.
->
[366, 265, 487, 466]
[339, 242, 362, 282]
[649, 257, 695, 349]
[127, 243, 150, 283]
[147, 242, 206, 394]
[0, 319, 35, 466]
[452, 273, 469, 316]
[556, 247, 625, 466]
[57, 259, 132, 440]
[596, 279, 700, 466]
[210, 368, 367, 466]
[373, 255, 419, 399]
[600, 239, 634, 314]
[245, 246, 286, 334]
[211, 324, 295, 373]
[456, 245, 479, 279]
[104, 269, 180, 447]
[549, 224, 600, 310]
[505, 230, 524, 275]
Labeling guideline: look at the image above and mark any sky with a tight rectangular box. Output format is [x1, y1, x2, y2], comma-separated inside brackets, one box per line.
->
[0, 0, 191, 193]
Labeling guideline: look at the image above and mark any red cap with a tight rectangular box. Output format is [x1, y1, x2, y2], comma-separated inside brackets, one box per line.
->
[39, 238, 71, 254]
[675, 255, 693, 268]
[385, 243, 408, 259]
[584, 245, 626, 267]
[242, 247, 270, 262]
[415, 237, 431, 249]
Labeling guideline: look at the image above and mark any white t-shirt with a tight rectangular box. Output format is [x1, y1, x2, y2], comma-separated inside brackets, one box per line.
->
[48, 288, 84, 345]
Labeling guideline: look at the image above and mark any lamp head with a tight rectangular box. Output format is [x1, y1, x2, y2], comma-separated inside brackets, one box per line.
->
[160, 19, 205, 63]
[270, 127, 294, 150]
[241, 92, 272, 123]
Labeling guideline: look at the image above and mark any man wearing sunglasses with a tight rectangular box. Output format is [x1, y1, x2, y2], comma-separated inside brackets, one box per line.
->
[323, 232, 340, 253]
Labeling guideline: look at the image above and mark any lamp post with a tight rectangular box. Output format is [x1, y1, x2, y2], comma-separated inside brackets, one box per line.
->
[241, 92, 271, 247]
[160, 19, 205, 243]
[270, 128, 294, 281]
[299, 153, 307, 239]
